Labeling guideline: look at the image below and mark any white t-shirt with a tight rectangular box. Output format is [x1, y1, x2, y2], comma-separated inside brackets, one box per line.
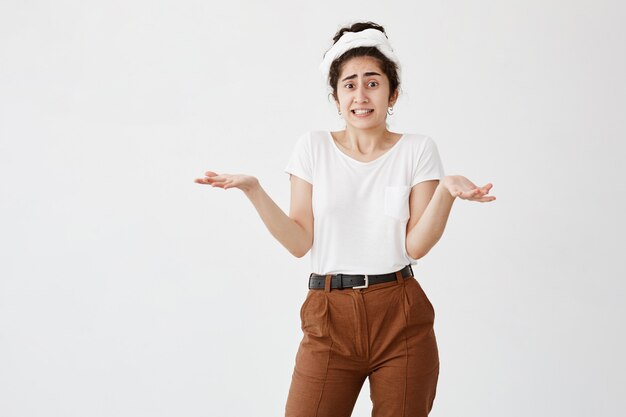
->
[284, 130, 445, 275]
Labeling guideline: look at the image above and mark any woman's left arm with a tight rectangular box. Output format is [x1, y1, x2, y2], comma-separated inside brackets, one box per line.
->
[405, 176, 496, 260]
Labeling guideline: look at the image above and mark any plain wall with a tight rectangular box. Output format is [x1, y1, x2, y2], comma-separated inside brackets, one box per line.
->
[1, 0, 624, 416]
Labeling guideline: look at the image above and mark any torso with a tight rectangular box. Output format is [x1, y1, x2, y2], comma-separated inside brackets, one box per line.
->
[329, 130, 404, 163]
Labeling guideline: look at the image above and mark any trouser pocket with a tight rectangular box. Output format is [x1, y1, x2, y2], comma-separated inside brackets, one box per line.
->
[300, 291, 329, 338]
[403, 277, 435, 323]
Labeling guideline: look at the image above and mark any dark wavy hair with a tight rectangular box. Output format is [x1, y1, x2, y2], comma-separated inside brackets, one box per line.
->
[324, 21, 401, 102]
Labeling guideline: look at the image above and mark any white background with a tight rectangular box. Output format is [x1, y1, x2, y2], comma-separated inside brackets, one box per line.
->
[1, 1, 625, 416]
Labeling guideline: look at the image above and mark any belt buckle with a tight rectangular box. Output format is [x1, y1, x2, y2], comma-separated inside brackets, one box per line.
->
[352, 274, 369, 289]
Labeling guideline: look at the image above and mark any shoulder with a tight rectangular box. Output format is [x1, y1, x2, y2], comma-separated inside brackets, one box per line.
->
[292, 130, 328, 144]
[399, 133, 439, 150]
[401, 132, 435, 143]
[293, 130, 332, 152]
[308, 130, 330, 143]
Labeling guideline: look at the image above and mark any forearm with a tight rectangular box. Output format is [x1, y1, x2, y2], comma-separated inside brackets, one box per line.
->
[406, 183, 456, 259]
[243, 183, 311, 257]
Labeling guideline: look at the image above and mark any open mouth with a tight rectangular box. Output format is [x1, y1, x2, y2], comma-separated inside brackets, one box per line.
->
[351, 109, 374, 116]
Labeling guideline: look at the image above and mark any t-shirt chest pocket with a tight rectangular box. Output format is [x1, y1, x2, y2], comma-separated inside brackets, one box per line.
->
[384, 185, 411, 221]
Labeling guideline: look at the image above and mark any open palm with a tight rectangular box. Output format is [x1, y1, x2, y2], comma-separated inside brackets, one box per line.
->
[442, 175, 496, 202]
[194, 171, 259, 192]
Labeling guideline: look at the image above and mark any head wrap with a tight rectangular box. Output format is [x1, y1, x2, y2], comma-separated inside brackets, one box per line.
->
[319, 28, 401, 82]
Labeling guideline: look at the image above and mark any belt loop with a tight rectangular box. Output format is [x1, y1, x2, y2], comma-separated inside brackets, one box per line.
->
[395, 270, 404, 284]
[324, 274, 332, 292]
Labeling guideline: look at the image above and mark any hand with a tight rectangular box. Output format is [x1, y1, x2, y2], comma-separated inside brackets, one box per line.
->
[441, 175, 496, 202]
[194, 171, 260, 193]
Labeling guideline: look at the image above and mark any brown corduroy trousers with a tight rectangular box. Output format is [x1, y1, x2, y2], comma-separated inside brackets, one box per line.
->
[284, 269, 439, 417]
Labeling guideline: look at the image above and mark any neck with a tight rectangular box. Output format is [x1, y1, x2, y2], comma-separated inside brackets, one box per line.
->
[342, 125, 391, 151]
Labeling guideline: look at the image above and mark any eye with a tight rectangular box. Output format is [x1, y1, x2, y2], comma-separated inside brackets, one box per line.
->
[344, 83, 354, 89]
[368, 81, 379, 87]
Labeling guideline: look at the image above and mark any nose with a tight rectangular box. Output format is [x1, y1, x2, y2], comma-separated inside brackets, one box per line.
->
[353, 88, 368, 104]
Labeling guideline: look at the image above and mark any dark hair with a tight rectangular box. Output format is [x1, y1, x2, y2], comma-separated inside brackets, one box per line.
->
[325, 21, 401, 102]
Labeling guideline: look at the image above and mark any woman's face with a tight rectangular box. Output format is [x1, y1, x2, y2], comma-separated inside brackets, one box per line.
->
[334, 56, 398, 130]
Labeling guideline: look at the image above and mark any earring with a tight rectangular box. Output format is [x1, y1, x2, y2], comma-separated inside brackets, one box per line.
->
[387, 106, 394, 115]
[338, 109, 342, 116]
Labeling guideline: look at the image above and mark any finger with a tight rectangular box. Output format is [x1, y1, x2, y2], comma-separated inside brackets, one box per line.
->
[474, 196, 496, 202]
[196, 178, 221, 186]
[201, 177, 222, 184]
[458, 189, 483, 199]
[204, 171, 219, 176]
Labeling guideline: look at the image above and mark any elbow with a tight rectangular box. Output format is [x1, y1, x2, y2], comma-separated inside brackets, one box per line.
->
[291, 250, 309, 259]
[407, 235, 441, 261]
[288, 222, 313, 258]
[290, 244, 312, 258]
[408, 250, 425, 261]
[407, 245, 430, 261]
[291, 232, 313, 258]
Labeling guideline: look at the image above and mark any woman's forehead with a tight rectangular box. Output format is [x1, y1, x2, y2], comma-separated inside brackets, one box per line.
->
[339, 57, 384, 77]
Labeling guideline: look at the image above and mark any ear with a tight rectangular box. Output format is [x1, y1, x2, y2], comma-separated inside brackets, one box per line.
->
[389, 89, 399, 107]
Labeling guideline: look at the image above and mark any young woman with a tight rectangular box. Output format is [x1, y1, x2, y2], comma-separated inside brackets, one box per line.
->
[195, 21, 495, 417]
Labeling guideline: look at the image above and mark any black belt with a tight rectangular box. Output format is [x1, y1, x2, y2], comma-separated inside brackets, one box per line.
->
[308, 265, 413, 290]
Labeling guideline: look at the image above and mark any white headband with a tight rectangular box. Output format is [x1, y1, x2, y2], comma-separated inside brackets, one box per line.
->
[319, 28, 401, 81]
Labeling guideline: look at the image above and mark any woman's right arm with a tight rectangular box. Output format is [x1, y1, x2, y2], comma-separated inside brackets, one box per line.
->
[195, 171, 313, 258]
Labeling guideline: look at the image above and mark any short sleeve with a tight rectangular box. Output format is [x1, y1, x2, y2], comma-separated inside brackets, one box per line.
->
[411, 136, 445, 187]
[284, 132, 313, 184]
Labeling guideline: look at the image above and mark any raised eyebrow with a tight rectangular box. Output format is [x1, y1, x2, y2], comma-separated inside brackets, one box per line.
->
[341, 72, 382, 82]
